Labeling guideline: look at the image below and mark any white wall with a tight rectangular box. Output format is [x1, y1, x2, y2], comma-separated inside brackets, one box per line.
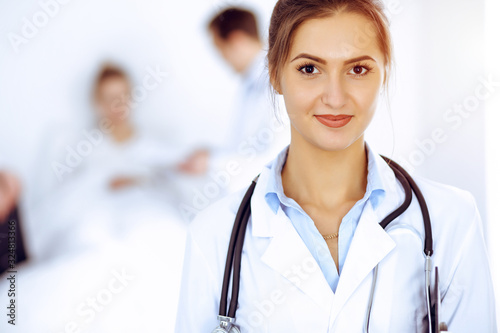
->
[369, 0, 488, 222]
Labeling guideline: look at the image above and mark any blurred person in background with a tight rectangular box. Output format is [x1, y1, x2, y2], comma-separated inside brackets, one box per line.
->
[29, 63, 198, 259]
[87, 63, 201, 191]
[202, 7, 289, 192]
[208, 7, 268, 145]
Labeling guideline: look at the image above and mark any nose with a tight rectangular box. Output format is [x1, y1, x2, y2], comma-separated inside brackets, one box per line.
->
[321, 75, 347, 110]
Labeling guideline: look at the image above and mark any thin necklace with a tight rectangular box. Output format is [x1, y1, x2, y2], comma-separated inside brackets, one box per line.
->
[322, 232, 339, 240]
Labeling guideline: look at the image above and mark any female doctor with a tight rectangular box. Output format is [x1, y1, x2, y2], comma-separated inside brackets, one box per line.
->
[175, 0, 497, 332]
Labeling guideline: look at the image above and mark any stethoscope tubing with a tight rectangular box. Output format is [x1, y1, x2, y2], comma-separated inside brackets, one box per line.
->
[219, 180, 256, 318]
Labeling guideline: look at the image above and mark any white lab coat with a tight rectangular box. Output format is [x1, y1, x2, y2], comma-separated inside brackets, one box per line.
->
[175, 151, 497, 332]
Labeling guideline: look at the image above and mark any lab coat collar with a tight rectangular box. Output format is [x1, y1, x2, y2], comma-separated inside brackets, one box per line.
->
[370, 146, 404, 204]
[250, 163, 274, 237]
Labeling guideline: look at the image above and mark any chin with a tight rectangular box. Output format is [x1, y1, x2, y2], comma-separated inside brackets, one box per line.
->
[306, 129, 363, 152]
[313, 140, 353, 152]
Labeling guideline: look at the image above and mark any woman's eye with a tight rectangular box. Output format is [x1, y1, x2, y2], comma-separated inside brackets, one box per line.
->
[349, 65, 368, 76]
[300, 65, 319, 75]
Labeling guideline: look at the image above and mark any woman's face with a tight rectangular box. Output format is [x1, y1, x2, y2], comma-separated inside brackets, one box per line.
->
[95, 76, 131, 124]
[279, 12, 385, 151]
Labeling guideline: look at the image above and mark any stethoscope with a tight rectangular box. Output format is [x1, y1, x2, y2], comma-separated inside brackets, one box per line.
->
[213, 156, 448, 333]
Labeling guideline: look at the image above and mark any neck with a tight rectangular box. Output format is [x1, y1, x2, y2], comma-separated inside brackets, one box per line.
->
[110, 121, 134, 143]
[238, 41, 262, 74]
[282, 132, 368, 210]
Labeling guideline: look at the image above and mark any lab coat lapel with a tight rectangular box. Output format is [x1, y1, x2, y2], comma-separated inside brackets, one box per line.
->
[331, 201, 396, 321]
[250, 168, 332, 310]
[259, 210, 334, 312]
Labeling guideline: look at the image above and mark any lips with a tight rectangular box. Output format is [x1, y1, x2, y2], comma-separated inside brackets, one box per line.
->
[314, 114, 353, 128]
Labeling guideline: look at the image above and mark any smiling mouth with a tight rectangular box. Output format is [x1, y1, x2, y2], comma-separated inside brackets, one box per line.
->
[314, 114, 353, 128]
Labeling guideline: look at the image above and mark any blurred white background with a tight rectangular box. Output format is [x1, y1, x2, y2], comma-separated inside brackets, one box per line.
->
[0, 0, 498, 331]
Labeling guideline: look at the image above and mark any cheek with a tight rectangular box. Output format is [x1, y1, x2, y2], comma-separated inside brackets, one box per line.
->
[281, 77, 319, 119]
[347, 79, 381, 115]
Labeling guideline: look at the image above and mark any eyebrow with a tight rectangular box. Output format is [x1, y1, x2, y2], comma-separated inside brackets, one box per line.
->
[290, 53, 376, 65]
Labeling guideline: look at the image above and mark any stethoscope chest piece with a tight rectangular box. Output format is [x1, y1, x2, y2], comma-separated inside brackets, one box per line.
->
[212, 316, 241, 333]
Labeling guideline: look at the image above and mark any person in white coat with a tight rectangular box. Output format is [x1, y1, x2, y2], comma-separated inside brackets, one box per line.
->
[206, 7, 290, 193]
[176, 0, 497, 332]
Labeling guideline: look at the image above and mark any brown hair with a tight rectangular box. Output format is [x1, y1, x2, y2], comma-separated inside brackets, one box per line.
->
[268, 0, 392, 92]
[93, 64, 129, 99]
[208, 7, 260, 41]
